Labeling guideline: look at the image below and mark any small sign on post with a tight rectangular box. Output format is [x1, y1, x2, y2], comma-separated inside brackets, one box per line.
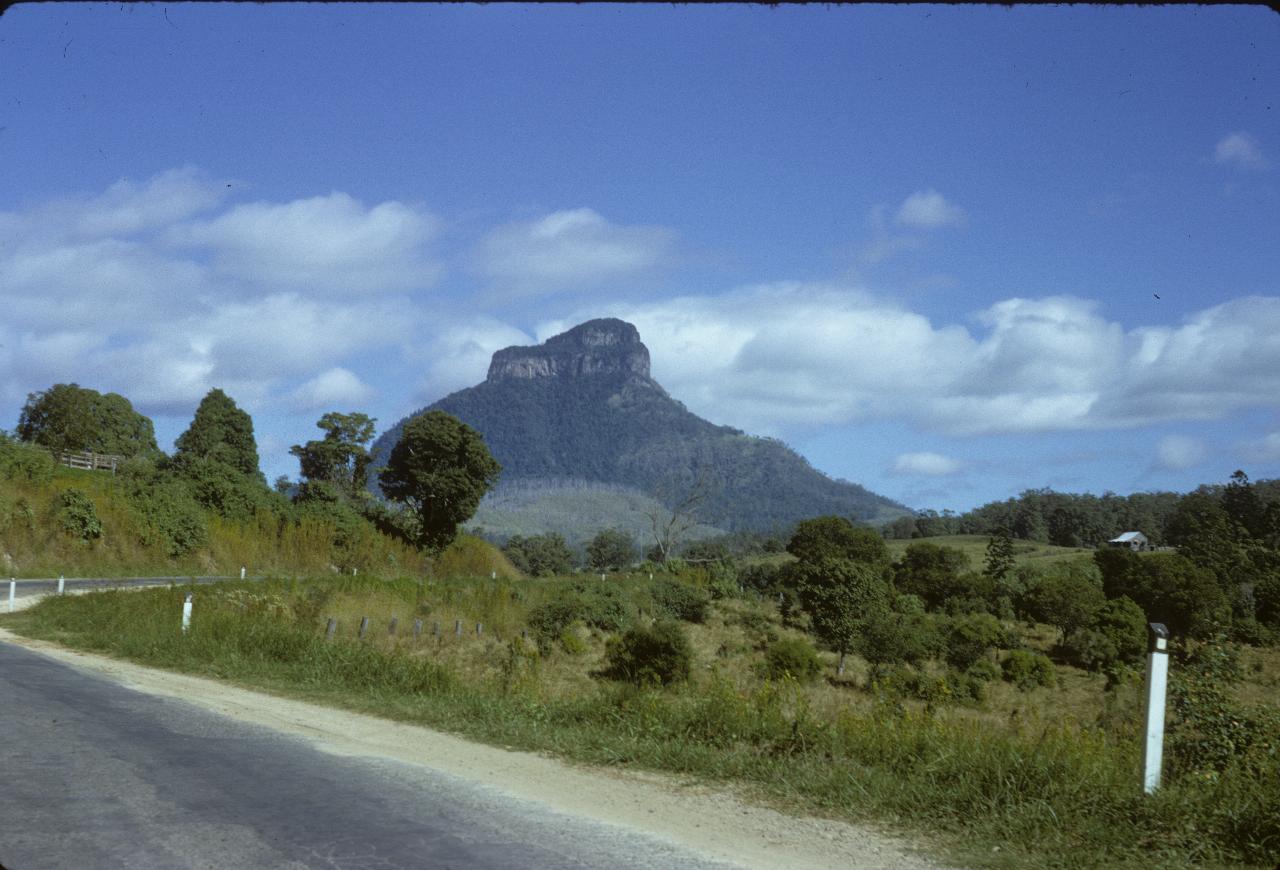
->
[1143, 622, 1170, 794]
[181, 593, 193, 634]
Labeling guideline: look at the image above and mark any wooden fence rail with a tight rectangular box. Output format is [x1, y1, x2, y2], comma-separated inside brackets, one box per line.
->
[53, 450, 123, 473]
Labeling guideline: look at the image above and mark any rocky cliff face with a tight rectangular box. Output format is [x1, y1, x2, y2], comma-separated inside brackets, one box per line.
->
[486, 318, 652, 383]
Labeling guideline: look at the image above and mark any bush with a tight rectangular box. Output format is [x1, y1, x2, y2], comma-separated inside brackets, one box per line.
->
[0, 436, 55, 485]
[943, 612, 1004, 671]
[761, 636, 822, 683]
[646, 578, 710, 623]
[1002, 649, 1056, 690]
[57, 488, 102, 541]
[526, 581, 629, 646]
[603, 620, 693, 686]
[859, 608, 942, 666]
[1061, 628, 1119, 672]
[965, 658, 1001, 683]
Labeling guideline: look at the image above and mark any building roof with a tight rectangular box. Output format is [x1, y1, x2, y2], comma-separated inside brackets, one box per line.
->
[1109, 531, 1146, 543]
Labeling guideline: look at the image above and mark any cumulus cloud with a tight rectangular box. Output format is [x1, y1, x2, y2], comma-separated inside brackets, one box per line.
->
[892, 452, 961, 476]
[411, 318, 535, 404]
[289, 368, 375, 412]
[894, 190, 966, 228]
[169, 192, 441, 294]
[475, 208, 675, 291]
[1241, 431, 1280, 463]
[1214, 131, 1267, 170]
[579, 285, 1280, 438]
[1155, 435, 1206, 471]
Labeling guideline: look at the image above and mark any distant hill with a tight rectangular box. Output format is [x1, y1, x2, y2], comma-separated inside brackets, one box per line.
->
[371, 318, 909, 540]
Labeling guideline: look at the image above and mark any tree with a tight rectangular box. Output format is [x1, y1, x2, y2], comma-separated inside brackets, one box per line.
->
[503, 533, 574, 577]
[787, 557, 892, 674]
[1116, 553, 1231, 639]
[984, 528, 1016, 581]
[17, 383, 158, 458]
[378, 410, 501, 551]
[587, 528, 636, 571]
[1018, 563, 1106, 641]
[173, 389, 262, 479]
[787, 516, 890, 568]
[645, 469, 713, 564]
[893, 543, 970, 609]
[290, 412, 377, 500]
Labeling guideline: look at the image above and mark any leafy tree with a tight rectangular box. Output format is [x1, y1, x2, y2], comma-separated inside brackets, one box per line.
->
[1222, 470, 1265, 540]
[503, 533, 574, 577]
[1254, 572, 1280, 630]
[983, 528, 1016, 581]
[17, 383, 158, 458]
[173, 389, 262, 479]
[1098, 551, 1231, 639]
[290, 412, 377, 500]
[378, 410, 501, 551]
[787, 516, 889, 568]
[787, 557, 892, 674]
[1089, 596, 1148, 665]
[859, 607, 942, 666]
[1018, 562, 1106, 641]
[893, 543, 970, 609]
[944, 612, 1004, 671]
[586, 528, 636, 571]
[1166, 491, 1241, 584]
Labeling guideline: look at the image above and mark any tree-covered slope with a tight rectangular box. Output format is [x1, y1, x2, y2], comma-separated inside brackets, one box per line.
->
[372, 319, 908, 534]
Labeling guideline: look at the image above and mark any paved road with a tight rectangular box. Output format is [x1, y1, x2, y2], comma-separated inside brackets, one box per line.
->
[0, 642, 735, 870]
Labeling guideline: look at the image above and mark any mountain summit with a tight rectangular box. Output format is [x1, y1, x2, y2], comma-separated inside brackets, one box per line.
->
[372, 319, 908, 541]
[487, 318, 654, 383]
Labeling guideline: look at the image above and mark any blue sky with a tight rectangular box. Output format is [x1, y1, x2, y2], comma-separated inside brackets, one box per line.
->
[1, 4, 1277, 512]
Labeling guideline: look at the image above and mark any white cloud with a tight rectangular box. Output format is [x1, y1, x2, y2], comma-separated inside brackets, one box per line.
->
[170, 192, 441, 294]
[574, 286, 1280, 439]
[894, 190, 966, 229]
[411, 318, 535, 404]
[289, 368, 375, 412]
[475, 208, 675, 290]
[892, 452, 961, 476]
[1214, 131, 1267, 170]
[1155, 435, 1206, 471]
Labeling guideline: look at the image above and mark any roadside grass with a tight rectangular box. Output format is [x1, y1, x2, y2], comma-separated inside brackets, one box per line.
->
[3, 578, 1277, 869]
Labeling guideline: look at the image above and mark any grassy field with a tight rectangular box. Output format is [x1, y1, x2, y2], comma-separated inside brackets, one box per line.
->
[4, 573, 1276, 869]
[884, 535, 1096, 569]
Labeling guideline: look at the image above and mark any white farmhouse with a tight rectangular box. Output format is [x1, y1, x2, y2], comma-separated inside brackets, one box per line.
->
[1107, 531, 1149, 552]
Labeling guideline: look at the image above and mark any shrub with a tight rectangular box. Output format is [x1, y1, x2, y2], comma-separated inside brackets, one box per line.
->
[859, 609, 942, 666]
[1061, 628, 1118, 672]
[1090, 596, 1147, 665]
[526, 581, 629, 646]
[761, 636, 822, 683]
[944, 612, 1004, 671]
[1002, 649, 1056, 690]
[0, 437, 55, 485]
[646, 578, 710, 623]
[57, 488, 102, 541]
[603, 620, 693, 686]
[965, 658, 1001, 683]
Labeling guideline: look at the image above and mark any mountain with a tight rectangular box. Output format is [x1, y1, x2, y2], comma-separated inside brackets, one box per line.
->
[371, 318, 909, 541]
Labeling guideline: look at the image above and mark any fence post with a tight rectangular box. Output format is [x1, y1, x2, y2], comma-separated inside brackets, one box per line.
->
[476, 622, 483, 636]
[181, 593, 193, 634]
[454, 619, 462, 637]
[432, 621, 440, 638]
[412, 619, 422, 638]
[8, 579, 15, 613]
[57, 575, 65, 596]
[388, 618, 398, 636]
[358, 616, 369, 638]
[325, 618, 337, 640]
[1143, 623, 1171, 794]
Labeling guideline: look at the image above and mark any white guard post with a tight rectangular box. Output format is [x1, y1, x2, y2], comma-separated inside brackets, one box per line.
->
[57, 575, 65, 595]
[8, 579, 14, 613]
[182, 593, 193, 634]
[1142, 622, 1170, 794]
[240, 566, 246, 580]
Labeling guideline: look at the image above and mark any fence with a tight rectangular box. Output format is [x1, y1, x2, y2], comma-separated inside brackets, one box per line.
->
[53, 450, 123, 473]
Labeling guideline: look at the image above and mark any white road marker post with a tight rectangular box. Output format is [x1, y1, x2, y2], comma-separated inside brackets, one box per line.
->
[8, 579, 15, 613]
[57, 575, 65, 595]
[181, 593, 193, 634]
[1143, 622, 1170, 794]
[240, 566, 246, 580]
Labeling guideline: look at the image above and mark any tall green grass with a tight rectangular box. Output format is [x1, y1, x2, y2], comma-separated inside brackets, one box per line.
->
[4, 578, 1276, 868]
